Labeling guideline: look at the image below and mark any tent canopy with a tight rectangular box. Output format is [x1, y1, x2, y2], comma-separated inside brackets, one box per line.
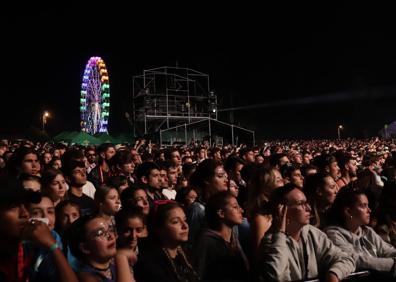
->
[114, 132, 135, 144]
[53, 131, 74, 141]
[53, 131, 101, 145]
[94, 133, 119, 144]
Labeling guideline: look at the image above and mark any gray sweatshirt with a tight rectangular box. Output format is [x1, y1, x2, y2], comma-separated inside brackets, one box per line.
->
[325, 225, 396, 276]
[258, 224, 355, 281]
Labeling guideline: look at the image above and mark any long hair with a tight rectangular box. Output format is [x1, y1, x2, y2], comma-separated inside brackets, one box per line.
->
[115, 206, 146, 235]
[189, 159, 223, 200]
[147, 200, 198, 281]
[55, 200, 81, 234]
[304, 172, 331, 227]
[94, 185, 117, 203]
[147, 200, 181, 240]
[68, 213, 103, 262]
[6, 147, 38, 177]
[41, 168, 65, 201]
[328, 186, 366, 227]
[246, 165, 278, 218]
[94, 185, 119, 214]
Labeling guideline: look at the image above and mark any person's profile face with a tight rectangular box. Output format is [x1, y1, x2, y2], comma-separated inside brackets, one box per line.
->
[20, 153, 40, 176]
[285, 189, 311, 226]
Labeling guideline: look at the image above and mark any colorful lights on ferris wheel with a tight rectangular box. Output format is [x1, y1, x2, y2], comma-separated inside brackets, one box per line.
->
[80, 56, 110, 134]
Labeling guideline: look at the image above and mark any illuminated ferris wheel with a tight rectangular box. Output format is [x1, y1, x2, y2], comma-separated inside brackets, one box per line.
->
[80, 56, 110, 134]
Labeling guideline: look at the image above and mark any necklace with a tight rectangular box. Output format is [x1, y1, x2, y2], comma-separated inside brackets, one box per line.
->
[162, 247, 199, 281]
[89, 263, 112, 280]
[89, 263, 110, 272]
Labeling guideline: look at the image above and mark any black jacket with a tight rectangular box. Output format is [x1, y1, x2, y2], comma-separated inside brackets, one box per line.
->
[134, 242, 198, 282]
[193, 229, 249, 281]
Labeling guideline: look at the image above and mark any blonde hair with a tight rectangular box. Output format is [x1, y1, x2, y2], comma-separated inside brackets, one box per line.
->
[247, 166, 279, 218]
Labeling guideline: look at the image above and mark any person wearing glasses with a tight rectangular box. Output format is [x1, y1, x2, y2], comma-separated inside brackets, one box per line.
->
[69, 214, 136, 282]
[257, 185, 355, 282]
[85, 147, 97, 175]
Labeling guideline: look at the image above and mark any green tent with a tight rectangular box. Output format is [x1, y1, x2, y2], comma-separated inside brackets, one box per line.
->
[114, 132, 135, 144]
[53, 131, 76, 142]
[94, 133, 119, 144]
[68, 132, 101, 145]
[53, 131, 101, 145]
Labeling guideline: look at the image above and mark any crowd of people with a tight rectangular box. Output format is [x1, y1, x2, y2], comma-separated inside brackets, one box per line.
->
[1, 137, 396, 281]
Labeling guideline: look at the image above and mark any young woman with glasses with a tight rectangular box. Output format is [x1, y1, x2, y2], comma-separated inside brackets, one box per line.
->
[69, 214, 135, 282]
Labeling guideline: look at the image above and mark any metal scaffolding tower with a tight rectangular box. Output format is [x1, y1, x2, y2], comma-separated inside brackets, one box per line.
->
[131, 65, 255, 146]
[132, 66, 217, 137]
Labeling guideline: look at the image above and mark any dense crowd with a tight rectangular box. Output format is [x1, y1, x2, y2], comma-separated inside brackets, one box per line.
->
[1, 137, 396, 281]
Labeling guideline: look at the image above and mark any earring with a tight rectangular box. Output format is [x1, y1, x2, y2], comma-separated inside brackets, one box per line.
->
[350, 215, 353, 220]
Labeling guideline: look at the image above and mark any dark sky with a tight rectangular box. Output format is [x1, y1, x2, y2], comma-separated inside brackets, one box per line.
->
[3, 4, 396, 140]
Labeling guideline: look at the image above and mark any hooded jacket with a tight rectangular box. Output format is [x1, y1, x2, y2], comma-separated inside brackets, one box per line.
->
[325, 225, 396, 276]
[193, 229, 249, 281]
[258, 224, 355, 281]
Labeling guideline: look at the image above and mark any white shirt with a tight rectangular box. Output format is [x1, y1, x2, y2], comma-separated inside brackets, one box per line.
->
[82, 181, 97, 199]
[162, 188, 177, 200]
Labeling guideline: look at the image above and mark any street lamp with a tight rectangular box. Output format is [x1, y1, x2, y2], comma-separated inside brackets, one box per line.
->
[337, 125, 343, 139]
[42, 111, 50, 132]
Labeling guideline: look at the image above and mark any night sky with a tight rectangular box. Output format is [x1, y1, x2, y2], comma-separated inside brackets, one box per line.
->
[3, 4, 396, 140]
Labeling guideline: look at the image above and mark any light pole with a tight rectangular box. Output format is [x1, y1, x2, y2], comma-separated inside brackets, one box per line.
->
[186, 101, 191, 123]
[42, 111, 50, 132]
[337, 125, 343, 139]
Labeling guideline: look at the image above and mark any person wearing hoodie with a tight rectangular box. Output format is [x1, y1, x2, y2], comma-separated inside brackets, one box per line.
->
[325, 187, 396, 280]
[257, 185, 355, 282]
[187, 159, 229, 246]
[193, 192, 249, 281]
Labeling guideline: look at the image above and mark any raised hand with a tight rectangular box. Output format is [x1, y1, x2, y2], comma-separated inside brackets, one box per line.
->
[23, 219, 56, 248]
[274, 204, 288, 233]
